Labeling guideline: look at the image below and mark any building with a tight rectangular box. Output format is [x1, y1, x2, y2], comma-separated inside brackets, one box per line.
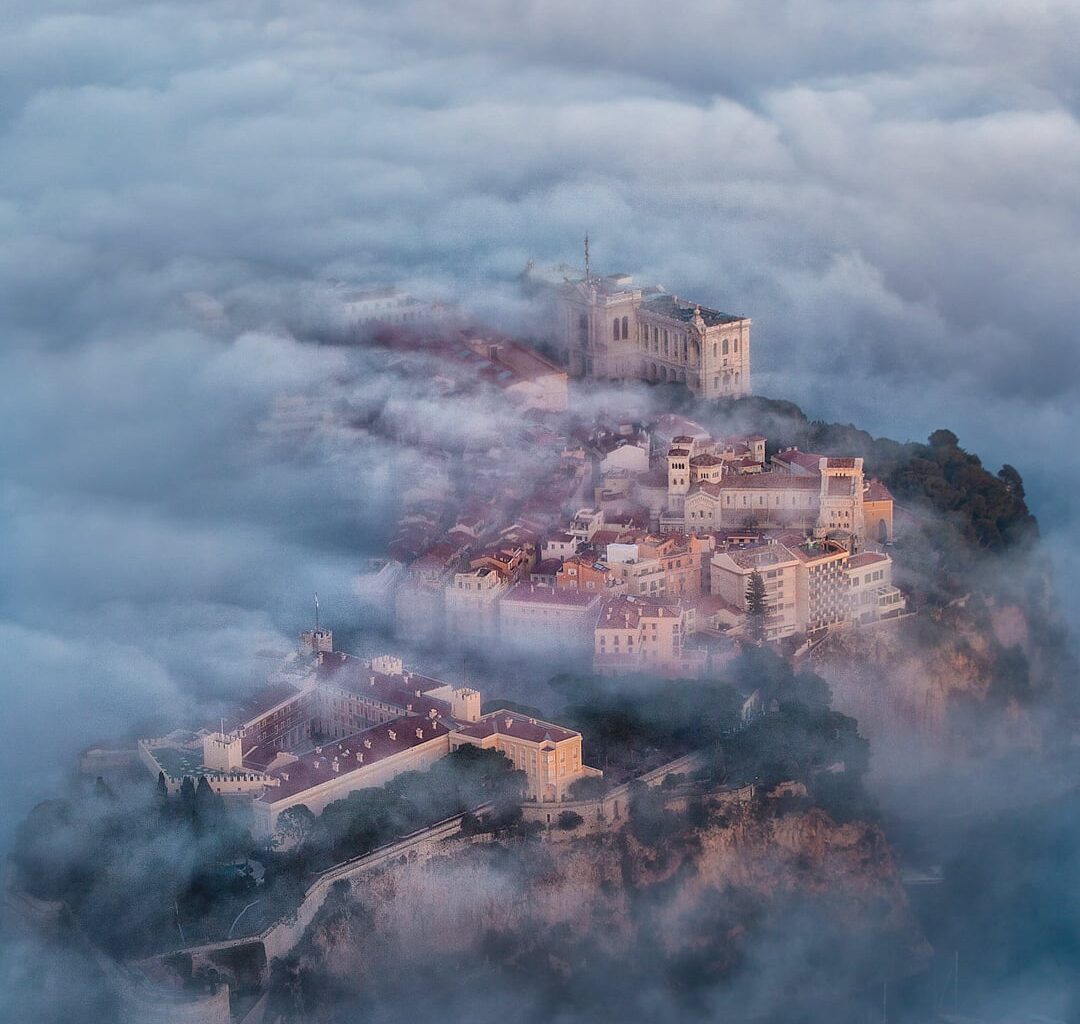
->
[593, 594, 703, 678]
[450, 711, 600, 802]
[786, 537, 851, 637]
[335, 284, 435, 330]
[846, 551, 906, 624]
[863, 479, 896, 544]
[527, 263, 751, 399]
[497, 582, 605, 654]
[252, 718, 453, 835]
[710, 542, 801, 643]
[675, 450, 872, 545]
[444, 567, 508, 645]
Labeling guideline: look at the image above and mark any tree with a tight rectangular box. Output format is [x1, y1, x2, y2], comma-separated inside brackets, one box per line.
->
[194, 775, 226, 832]
[928, 428, 959, 449]
[156, 771, 169, 804]
[274, 805, 316, 849]
[998, 464, 1025, 499]
[557, 810, 583, 831]
[745, 570, 767, 644]
[179, 776, 196, 810]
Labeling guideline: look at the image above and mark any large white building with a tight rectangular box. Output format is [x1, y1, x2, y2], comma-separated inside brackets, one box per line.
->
[524, 262, 751, 399]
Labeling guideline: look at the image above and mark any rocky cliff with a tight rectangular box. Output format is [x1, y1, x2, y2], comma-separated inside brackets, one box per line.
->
[273, 796, 929, 1022]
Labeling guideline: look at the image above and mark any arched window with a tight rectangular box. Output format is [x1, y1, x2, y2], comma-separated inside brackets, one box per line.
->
[621, 316, 629, 339]
[613, 319, 620, 341]
[713, 342, 718, 359]
[722, 338, 729, 355]
[733, 338, 739, 353]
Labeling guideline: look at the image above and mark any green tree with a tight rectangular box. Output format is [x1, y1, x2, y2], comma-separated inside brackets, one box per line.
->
[179, 777, 196, 817]
[273, 805, 316, 849]
[745, 570, 767, 644]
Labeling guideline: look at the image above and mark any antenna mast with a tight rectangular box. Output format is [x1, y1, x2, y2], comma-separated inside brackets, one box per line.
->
[314, 592, 320, 632]
[584, 233, 591, 282]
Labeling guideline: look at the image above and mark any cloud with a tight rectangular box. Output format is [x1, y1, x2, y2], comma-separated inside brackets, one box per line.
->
[1, 4, 1079, 1017]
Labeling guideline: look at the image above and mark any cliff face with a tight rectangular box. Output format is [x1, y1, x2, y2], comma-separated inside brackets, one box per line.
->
[287, 798, 927, 1018]
[818, 596, 1048, 749]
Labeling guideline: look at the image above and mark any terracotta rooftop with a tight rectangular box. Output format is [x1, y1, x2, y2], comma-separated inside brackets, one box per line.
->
[773, 449, 825, 472]
[227, 683, 305, 732]
[264, 717, 450, 803]
[501, 582, 605, 607]
[316, 653, 454, 720]
[864, 479, 894, 502]
[454, 711, 578, 745]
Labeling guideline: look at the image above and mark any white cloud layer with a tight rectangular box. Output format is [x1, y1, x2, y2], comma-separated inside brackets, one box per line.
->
[2, 0, 1079, 843]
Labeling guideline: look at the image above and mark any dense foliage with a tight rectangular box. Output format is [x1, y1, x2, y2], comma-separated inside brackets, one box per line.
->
[12, 776, 251, 957]
[691, 394, 1037, 556]
[265, 745, 526, 878]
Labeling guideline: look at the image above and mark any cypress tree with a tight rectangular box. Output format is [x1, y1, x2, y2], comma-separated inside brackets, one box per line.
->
[746, 570, 768, 644]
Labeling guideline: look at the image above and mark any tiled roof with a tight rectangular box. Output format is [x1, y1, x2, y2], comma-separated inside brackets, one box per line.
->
[864, 479, 894, 502]
[773, 449, 824, 472]
[264, 718, 450, 803]
[501, 582, 604, 607]
[454, 711, 578, 745]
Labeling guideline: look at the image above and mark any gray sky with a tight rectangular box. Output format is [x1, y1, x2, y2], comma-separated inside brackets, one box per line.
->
[2, 0, 1079, 833]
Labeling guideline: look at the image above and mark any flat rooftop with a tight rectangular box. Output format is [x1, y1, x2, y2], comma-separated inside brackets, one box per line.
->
[643, 293, 745, 327]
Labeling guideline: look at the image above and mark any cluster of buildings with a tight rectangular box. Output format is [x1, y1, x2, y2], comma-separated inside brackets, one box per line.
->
[337, 265, 906, 674]
[523, 261, 751, 400]
[358, 407, 906, 677]
[139, 631, 600, 839]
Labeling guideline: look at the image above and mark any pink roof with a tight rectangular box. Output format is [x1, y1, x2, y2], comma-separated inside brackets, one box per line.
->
[454, 711, 578, 745]
[864, 479, 894, 502]
[501, 582, 604, 607]
[264, 718, 450, 803]
[773, 449, 824, 472]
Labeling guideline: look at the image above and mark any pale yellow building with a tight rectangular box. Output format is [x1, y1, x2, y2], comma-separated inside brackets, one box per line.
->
[593, 594, 703, 678]
[450, 711, 600, 803]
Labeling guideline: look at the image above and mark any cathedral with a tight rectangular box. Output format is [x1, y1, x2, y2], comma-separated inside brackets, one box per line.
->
[524, 258, 751, 399]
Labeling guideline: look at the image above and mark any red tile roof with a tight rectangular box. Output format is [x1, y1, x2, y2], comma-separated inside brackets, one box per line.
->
[264, 717, 450, 803]
[864, 479, 894, 502]
[501, 582, 604, 607]
[454, 711, 578, 745]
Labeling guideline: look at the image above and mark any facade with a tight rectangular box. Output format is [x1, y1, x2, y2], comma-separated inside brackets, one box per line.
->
[450, 711, 598, 803]
[527, 264, 751, 399]
[710, 542, 801, 642]
[593, 594, 702, 678]
[497, 582, 605, 653]
[846, 551, 906, 624]
[863, 479, 896, 544]
[444, 567, 507, 645]
[787, 538, 851, 636]
[674, 450, 872, 546]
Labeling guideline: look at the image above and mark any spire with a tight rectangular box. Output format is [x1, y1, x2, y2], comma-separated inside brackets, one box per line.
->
[314, 591, 320, 632]
[584, 233, 591, 282]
